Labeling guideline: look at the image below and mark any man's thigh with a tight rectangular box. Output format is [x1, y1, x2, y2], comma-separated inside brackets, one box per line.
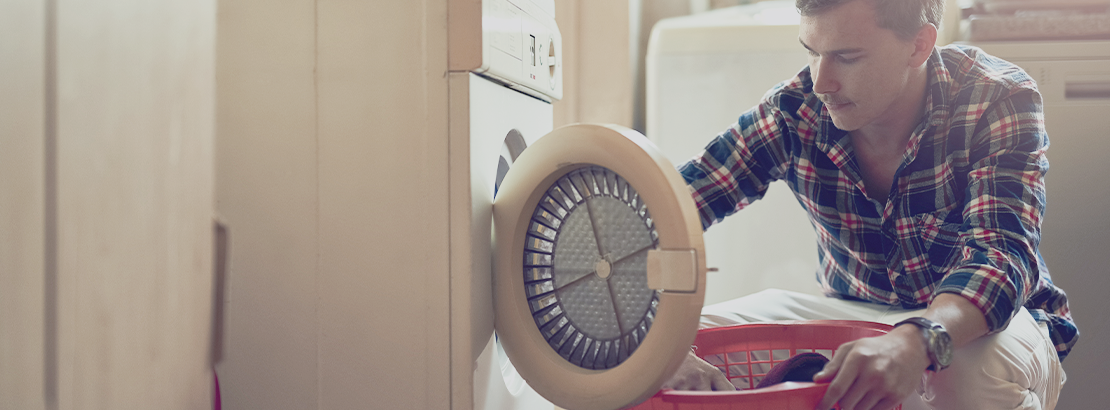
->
[922, 307, 1065, 410]
[699, 288, 912, 328]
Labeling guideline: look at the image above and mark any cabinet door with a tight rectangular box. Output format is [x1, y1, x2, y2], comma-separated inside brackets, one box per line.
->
[0, 0, 47, 408]
[54, 1, 217, 408]
[2, 1, 217, 409]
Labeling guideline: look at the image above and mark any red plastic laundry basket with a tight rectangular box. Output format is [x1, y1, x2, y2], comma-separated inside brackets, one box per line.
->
[630, 320, 902, 410]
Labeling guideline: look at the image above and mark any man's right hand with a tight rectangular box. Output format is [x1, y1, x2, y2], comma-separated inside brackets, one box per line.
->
[660, 350, 736, 391]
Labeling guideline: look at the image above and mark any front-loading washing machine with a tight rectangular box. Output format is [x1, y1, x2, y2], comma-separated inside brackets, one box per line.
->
[447, 0, 709, 408]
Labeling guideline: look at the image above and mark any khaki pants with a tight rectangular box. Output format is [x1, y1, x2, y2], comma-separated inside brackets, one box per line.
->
[700, 289, 1066, 410]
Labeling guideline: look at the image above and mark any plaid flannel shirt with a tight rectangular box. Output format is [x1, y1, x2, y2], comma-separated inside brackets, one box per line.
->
[679, 45, 1078, 360]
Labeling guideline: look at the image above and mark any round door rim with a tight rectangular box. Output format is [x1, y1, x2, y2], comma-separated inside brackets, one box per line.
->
[493, 124, 707, 410]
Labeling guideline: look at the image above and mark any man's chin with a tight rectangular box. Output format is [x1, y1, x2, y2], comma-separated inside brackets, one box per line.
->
[829, 115, 859, 132]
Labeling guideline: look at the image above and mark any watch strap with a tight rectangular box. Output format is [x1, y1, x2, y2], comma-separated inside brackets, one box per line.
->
[895, 317, 944, 332]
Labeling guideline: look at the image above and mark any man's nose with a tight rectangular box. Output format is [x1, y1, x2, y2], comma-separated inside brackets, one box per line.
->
[812, 59, 839, 95]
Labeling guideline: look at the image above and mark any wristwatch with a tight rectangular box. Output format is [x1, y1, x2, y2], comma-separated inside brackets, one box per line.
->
[894, 317, 953, 372]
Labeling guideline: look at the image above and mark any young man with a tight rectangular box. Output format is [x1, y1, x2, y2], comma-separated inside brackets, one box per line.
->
[660, 0, 1077, 409]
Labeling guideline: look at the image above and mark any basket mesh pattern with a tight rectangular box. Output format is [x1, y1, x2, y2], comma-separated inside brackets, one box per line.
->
[701, 347, 834, 390]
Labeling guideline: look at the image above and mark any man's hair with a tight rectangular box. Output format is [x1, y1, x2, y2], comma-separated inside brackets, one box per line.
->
[796, 0, 944, 41]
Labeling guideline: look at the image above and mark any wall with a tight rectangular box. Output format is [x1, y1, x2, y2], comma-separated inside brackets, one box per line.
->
[215, 0, 451, 408]
[554, 0, 635, 128]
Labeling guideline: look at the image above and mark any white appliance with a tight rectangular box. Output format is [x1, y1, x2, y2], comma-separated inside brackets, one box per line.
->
[447, 1, 562, 407]
[448, 1, 708, 409]
[645, 1, 820, 305]
[971, 40, 1110, 410]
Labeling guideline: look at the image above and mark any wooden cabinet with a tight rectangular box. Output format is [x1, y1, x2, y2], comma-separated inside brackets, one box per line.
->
[1, 1, 217, 408]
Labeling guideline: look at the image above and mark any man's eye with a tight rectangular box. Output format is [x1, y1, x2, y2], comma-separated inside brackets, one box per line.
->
[837, 55, 860, 63]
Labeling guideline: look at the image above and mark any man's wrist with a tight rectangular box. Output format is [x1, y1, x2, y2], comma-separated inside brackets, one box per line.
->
[890, 323, 932, 371]
[894, 317, 953, 371]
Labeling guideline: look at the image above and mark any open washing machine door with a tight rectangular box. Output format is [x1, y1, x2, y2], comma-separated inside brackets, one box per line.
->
[493, 124, 707, 410]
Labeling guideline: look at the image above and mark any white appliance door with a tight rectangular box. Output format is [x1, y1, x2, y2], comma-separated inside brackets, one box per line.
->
[1012, 60, 1110, 280]
[493, 124, 708, 410]
[999, 58, 1110, 410]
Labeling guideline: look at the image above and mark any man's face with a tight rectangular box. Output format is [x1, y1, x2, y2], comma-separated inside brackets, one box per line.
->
[799, 0, 919, 133]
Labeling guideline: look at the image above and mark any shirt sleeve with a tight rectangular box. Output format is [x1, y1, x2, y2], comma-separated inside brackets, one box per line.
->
[677, 93, 797, 231]
[934, 86, 1049, 335]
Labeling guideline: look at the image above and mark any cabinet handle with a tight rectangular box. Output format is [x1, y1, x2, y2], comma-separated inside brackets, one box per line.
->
[211, 218, 229, 366]
[1066, 82, 1110, 100]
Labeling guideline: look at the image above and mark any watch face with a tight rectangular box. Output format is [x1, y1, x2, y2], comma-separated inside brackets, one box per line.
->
[523, 165, 660, 370]
[934, 330, 953, 368]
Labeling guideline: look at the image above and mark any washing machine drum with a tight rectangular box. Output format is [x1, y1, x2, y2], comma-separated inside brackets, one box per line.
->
[493, 124, 707, 410]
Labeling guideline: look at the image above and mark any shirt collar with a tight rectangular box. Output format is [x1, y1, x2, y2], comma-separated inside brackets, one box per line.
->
[922, 47, 954, 133]
[903, 48, 955, 165]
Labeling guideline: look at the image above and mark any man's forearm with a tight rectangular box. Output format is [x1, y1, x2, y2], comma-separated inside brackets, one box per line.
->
[923, 293, 990, 349]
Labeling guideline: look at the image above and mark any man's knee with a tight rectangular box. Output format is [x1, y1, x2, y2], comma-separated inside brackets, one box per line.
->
[920, 309, 1063, 409]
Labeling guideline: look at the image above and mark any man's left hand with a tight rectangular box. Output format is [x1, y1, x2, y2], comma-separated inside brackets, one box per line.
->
[812, 325, 930, 410]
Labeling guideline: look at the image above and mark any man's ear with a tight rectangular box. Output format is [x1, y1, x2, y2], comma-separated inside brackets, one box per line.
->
[909, 23, 937, 67]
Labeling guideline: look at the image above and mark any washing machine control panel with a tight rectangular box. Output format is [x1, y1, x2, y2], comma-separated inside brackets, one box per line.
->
[481, 0, 562, 101]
